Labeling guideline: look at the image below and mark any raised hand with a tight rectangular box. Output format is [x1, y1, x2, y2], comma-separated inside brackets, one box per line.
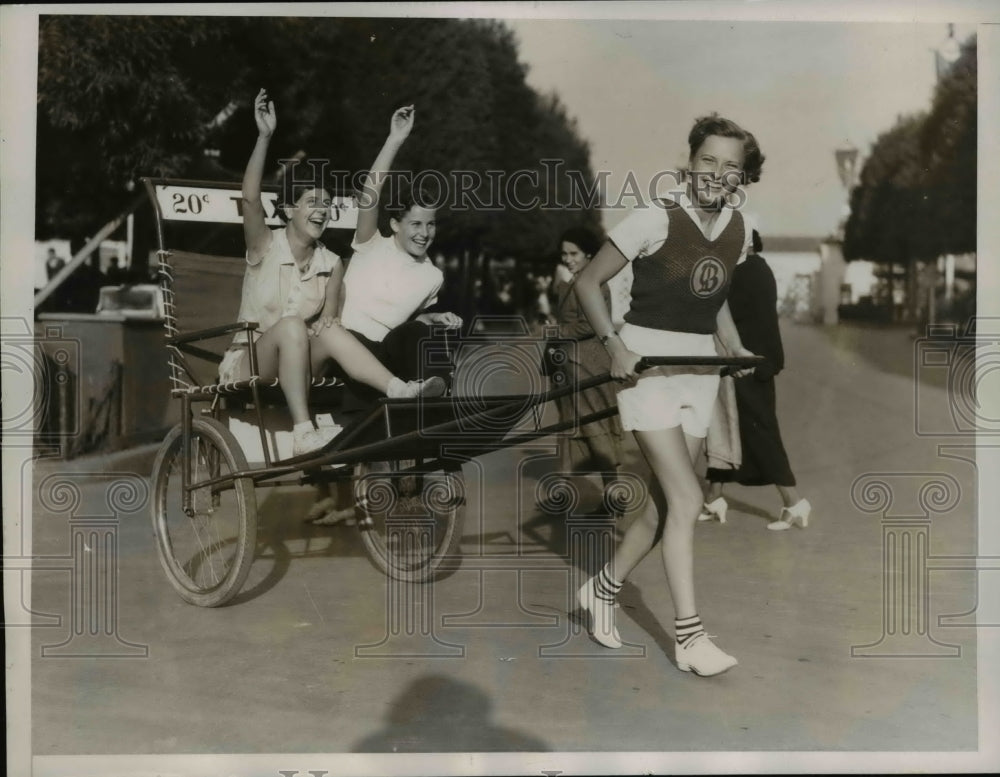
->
[254, 88, 277, 138]
[387, 105, 415, 144]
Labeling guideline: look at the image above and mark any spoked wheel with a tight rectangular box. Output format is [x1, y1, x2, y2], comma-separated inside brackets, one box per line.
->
[354, 458, 465, 582]
[150, 417, 257, 607]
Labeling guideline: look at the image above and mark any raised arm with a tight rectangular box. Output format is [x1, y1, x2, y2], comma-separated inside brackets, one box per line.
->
[575, 242, 638, 379]
[354, 105, 415, 245]
[242, 88, 276, 264]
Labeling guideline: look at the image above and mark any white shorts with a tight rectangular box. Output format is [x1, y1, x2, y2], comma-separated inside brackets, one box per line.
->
[615, 323, 720, 437]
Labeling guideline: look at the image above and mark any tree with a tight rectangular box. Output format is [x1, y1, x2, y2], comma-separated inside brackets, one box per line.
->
[843, 112, 930, 267]
[843, 35, 976, 320]
[36, 15, 600, 271]
[37, 16, 248, 240]
[920, 38, 976, 257]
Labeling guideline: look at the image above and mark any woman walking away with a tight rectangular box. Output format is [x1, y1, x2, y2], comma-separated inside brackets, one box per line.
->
[574, 113, 764, 676]
[700, 230, 811, 530]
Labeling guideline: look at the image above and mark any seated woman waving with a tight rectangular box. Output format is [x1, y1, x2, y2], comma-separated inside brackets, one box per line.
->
[218, 89, 445, 456]
[338, 105, 463, 405]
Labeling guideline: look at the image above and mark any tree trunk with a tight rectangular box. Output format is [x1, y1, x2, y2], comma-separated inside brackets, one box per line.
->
[905, 260, 918, 322]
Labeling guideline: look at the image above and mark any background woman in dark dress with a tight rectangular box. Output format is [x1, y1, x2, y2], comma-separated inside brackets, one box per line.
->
[701, 230, 811, 530]
[548, 227, 625, 517]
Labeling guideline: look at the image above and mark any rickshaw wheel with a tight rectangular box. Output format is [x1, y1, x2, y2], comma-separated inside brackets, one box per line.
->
[354, 459, 465, 583]
[150, 416, 258, 607]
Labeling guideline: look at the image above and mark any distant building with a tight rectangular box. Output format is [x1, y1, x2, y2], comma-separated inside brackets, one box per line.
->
[759, 236, 876, 323]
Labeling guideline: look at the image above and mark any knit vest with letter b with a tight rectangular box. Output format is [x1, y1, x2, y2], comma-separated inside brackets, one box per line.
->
[624, 206, 746, 334]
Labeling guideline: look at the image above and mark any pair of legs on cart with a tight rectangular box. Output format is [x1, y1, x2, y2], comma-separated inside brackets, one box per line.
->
[232, 316, 453, 457]
[303, 319, 456, 524]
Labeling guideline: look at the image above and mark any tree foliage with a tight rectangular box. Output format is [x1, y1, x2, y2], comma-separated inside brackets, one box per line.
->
[36, 16, 599, 263]
[920, 37, 976, 257]
[843, 112, 930, 265]
[844, 37, 976, 263]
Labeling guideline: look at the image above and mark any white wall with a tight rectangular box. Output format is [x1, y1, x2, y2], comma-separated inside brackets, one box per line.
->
[764, 251, 876, 309]
[762, 251, 820, 307]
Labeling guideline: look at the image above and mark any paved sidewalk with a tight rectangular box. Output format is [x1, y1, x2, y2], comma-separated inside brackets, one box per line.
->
[24, 320, 983, 766]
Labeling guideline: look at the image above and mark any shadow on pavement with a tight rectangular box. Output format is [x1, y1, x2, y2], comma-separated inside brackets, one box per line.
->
[617, 580, 679, 666]
[351, 674, 549, 752]
[720, 495, 776, 526]
[229, 486, 368, 605]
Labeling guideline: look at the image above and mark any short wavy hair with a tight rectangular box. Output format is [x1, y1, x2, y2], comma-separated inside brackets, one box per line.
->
[384, 177, 441, 221]
[688, 114, 765, 184]
[559, 226, 601, 258]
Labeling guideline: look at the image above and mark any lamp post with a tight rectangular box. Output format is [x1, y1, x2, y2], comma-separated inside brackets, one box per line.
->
[935, 23, 962, 80]
[834, 144, 859, 241]
[816, 144, 859, 326]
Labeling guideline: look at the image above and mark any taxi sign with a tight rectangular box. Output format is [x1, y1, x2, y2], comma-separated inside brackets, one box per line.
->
[153, 184, 358, 229]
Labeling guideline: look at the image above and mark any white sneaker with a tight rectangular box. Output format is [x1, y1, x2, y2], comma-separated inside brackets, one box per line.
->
[577, 574, 622, 649]
[698, 496, 728, 523]
[292, 425, 342, 456]
[767, 498, 811, 531]
[675, 632, 738, 676]
[387, 375, 448, 399]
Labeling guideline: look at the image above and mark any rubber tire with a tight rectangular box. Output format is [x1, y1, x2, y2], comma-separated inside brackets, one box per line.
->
[150, 417, 257, 607]
[354, 459, 465, 583]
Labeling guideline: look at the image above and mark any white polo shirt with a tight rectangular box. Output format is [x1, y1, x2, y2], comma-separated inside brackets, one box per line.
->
[609, 193, 756, 265]
[340, 232, 443, 342]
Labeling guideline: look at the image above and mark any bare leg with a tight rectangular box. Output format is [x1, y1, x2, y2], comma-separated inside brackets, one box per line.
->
[559, 436, 574, 477]
[243, 316, 312, 425]
[608, 482, 662, 581]
[705, 481, 724, 502]
[609, 429, 702, 583]
[777, 485, 802, 507]
[310, 324, 396, 393]
[633, 427, 706, 619]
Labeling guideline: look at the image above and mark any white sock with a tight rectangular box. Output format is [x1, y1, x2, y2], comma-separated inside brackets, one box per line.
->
[387, 377, 406, 398]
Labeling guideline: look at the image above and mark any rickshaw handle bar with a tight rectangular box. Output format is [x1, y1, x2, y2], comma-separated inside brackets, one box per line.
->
[636, 355, 764, 371]
[183, 354, 767, 491]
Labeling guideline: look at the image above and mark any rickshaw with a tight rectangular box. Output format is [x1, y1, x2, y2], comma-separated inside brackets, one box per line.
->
[144, 177, 760, 607]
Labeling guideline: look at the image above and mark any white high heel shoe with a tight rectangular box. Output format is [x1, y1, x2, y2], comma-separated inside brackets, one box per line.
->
[698, 496, 728, 523]
[767, 498, 811, 531]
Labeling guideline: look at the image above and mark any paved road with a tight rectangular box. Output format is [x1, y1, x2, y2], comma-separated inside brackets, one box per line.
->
[23, 321, 983, 766]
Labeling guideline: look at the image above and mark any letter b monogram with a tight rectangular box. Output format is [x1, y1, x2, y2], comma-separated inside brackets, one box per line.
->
[690, 256, 726, 298]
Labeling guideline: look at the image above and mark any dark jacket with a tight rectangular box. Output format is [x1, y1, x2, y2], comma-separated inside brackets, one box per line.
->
[727, 253, 783, 381]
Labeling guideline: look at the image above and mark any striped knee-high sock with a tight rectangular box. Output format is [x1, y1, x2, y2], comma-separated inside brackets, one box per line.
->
[595, 564, 622, 604]
[675, 615, 704, 645]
